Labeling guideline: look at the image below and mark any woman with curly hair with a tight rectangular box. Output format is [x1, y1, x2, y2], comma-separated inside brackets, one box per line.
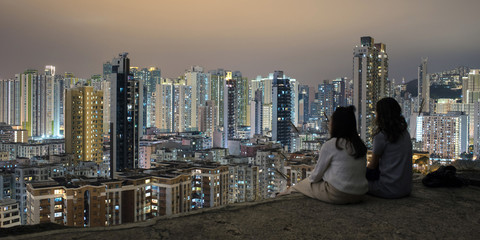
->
[367, 97, 413, 198]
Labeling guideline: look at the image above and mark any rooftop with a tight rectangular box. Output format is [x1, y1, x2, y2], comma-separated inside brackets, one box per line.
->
[4, 173, 480, 239]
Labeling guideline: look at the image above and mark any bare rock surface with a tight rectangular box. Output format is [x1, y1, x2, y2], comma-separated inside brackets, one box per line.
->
[4, 178, 480, 240]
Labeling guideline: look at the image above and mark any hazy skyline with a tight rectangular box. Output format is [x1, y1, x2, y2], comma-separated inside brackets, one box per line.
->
[1, 0, 479, 86]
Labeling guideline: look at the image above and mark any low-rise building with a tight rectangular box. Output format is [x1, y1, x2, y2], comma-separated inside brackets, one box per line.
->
[0, 199, 21, 228]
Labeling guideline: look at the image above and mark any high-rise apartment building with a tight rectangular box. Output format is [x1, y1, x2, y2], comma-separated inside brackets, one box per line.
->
[233, 71, 250, 128]
[353, 36, 389, 146]
[272, 71, 292, 151]
[463, 69, 480, 157]
[474, 101, 480, 158]
[154, 78, 192, 132]
[146, 67, 161, 128]
[209, 69, 226, 128]
[332, 78, 347, 108]
[418, 58, 430, 113]
[198, 100, 216, 140]
[317, 81, 335, 132]
[250, 89, 263, 137]
[65, 86, 103, 163]
[224, 73, 236, 144]
[415, 112, 468, 160]
[298, 85, 310, 124]
[45, 66, 55, 137]
[109, 53, 143, 177]
[185, 66, 208, 131]
[252, 72, 298, 135]
[19, 69, 48, 138]
[0, 78, 21, 126]
[130, 67, 161, 131]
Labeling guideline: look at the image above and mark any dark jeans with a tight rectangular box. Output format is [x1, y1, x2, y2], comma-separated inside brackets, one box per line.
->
[366, 168, 380, 181]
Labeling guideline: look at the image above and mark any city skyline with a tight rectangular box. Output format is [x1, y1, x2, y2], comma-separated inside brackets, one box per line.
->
[1, 0, 480, 85]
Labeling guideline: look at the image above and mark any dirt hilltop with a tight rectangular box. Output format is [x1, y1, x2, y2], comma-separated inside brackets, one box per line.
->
[4, 174, 480, 240]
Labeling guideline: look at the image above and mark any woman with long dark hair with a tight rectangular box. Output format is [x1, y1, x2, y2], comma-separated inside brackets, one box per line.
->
[367, 97, 413, 198]
[278, 106, 368, 204]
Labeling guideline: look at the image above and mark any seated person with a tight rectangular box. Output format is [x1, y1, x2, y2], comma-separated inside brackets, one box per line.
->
[279, 106, 368, 204]
[367, 97, 413, 198]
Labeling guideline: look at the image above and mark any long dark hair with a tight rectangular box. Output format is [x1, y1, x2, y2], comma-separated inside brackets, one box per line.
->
[374, 97, 408, 143]
[330, 106, 367, 159]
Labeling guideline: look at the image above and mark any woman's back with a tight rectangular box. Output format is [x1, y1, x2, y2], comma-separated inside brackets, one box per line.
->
[369, 130, 413, 198]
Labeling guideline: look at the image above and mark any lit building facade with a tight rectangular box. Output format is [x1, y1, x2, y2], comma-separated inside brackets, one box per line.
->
[0, 78, 21, 126]
[228, 164, 259, 203]
[26, 173, 192, 227]
[298, 85, 310, 124]
[154, 78, 192, 132]
[250, 89, 263, 137]
[109, 53, 143, 177]
[189, 165, 228, 209]
[272, 71, 292, 151]
[462, 69, 480, 150]
[185, 66, 208, 131]
[19, 70, 48, 138]
[254, 148, 286, 199]
[353, 36, 389, 146]
[0, 199, 21, 228]
[415, 112, 468, 160]
[418, 58, 430, 113]
[198, 100, 217, 142]
[65, 86, 104, 163]
[209, 69, 226, 128]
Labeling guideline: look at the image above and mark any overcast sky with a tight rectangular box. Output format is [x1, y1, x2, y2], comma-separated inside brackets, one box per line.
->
[1, 0, 479, 86]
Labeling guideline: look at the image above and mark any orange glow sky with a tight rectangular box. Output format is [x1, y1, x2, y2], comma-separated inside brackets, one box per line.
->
[1, 0, 479, 86]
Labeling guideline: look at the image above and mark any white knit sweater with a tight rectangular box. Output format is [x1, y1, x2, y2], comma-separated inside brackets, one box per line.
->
[309, 138, 368, 195]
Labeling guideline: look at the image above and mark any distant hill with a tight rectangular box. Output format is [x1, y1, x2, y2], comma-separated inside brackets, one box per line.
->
[430, 85, 461, 99]
[404, 79, 461, 99]
[406, 79, 418, 97]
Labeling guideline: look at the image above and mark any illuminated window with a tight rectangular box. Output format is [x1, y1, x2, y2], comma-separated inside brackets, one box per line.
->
[54, 189, 63, 194]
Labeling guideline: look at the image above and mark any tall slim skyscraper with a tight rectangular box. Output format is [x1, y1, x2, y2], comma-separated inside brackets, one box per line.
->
[353, 36, 389, 146]
[109, 53, 142, 177]
[0, 78, 21, 126]
[185, 66, 208, 131]
[251, 74, 273, 133]
[318, 80, 335, 133]
[233, 71, 249, 128]
[272, 71, 292, 151]
[418, 58, 430, 113]
[44, 65, 56, 137]
[198, 100, 217, 140]
[298, 85, 310, 124]
[19, 69, 49, 138]
[332, 78, 347, 107]
[147, 67, 161, 128]
[65, 86, 104, 163]
[209, 69, 226, 128]
[289, 78, 299, 127]
[224, 73, 236, 144]
[250, 89, 263, 137]
[463, 69, 480, 157]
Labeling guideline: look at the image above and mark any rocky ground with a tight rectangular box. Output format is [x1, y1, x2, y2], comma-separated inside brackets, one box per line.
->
[3, 175, 480, 240]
